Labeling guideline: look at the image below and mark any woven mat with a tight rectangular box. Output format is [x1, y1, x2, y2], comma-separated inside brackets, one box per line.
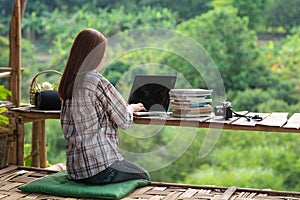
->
[1, 166, 300, 199]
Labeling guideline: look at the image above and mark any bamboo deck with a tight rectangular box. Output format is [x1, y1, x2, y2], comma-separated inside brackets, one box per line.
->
[1, 165, 300, 200]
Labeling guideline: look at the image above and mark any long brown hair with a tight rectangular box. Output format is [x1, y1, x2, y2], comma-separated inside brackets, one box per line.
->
[58, 28, 106, 100]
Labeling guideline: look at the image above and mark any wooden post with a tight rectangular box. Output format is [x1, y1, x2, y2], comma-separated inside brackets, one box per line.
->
[8, 0, 21, 107]
[38, 120, 47, 168]
[31, 121, 40, 167]
[16, 122, 24, 165]
[8, 0, 26, 106]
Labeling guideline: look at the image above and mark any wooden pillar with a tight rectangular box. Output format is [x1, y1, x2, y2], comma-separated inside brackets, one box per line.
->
[8, 0, 26, 106]
[16, 122, 24, 165]
[31, 120, 47, 168]
[38, 120, 46, 168]
[31, 121, 40, 167]
[8, 0, 21, 107]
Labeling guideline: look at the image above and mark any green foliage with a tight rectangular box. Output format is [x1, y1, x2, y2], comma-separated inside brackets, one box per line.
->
[266, 0, 300, 34]
[176, 7, 260, 91]
[229, 86, 297, 113]
[22, 12, 45, 42]
[255, 29, 300, 109]
[119, 126, 205, 182]
[0, 85, 11, 100]
[229, 88, 271, 112]
[185, 166, 285, 189]
[232, 0, 270, 31]
[289, 102, 300, 115]
[42, 6, 177, 69]
[0, 89, 10, 125]
[0, 1, 13, 35]
[0, 35, 9, 66]
[24, 144, 32, 166]
[45, 120, 66, 164]
[257, 99, 289, 113]
[23, 120, 65, 166]
[0, 108, 9, 124]
[184, 131, 300, 191]
[102, 61, 130, 86]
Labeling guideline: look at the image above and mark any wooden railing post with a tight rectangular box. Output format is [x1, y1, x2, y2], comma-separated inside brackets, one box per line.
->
[8, 0, 26, 107]
[7, 0, 27, 165]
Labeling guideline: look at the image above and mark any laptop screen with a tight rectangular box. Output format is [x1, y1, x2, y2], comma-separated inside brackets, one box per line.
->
[128, 75, 177, 112]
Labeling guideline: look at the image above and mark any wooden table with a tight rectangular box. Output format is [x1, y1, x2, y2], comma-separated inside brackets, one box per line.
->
[12, 106, 300, 168]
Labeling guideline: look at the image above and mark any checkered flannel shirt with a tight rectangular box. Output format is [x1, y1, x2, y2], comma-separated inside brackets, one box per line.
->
[60, 70, 133, 180]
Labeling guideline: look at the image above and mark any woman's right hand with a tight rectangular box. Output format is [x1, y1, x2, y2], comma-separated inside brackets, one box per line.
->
[127, 103, 146, 113]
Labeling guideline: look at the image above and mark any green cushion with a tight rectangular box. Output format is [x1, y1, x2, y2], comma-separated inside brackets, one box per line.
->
[19, 170, 150, 199]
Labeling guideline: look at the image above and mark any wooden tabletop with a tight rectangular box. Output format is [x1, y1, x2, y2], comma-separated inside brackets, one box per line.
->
[11, 106, 300, 133]
[12, 106, 60, 121]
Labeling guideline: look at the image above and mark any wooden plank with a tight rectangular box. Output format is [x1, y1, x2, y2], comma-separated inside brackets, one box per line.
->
[179, 188, 198, 198]
[148, 196, 164, 200]
[212, 194, 222, 200]
[2, 191, 26, 200]
[232, 113, 270, 126]
[0, 182, 23, 190]
[193, 193, 215, 199]
[0, 194, 8, 199]
[220, 186, 238, 200]
[0, 67, 13, 72]
[0, 101, 14, 108]
[182, 115, 213, 122]
[0, 166, 18, 176]
[0, 72, 11, 78]
[284, 113, 300, 129]
[130, 186, 153, 195]
[163, 191, 182, 200]
[257, 112, 288, 127]
[207, 111, 248, 124]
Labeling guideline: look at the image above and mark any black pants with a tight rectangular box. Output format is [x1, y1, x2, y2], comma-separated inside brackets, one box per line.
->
[76, 159, 150, 185]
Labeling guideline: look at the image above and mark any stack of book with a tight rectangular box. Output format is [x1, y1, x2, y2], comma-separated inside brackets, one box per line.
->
[169, 89, 213, 118]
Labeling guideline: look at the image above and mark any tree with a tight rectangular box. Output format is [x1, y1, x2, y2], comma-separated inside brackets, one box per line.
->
[259, 29, 300, 105]
[176, 7, 261, 91]
[231, 0, 270, 31]
[266, 0, 300, 33]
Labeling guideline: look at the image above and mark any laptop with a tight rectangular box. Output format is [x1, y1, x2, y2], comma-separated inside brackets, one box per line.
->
[128, 75, 177, 116]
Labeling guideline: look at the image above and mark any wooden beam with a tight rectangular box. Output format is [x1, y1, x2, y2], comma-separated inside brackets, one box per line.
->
[0, 72, 11, 78]
[0, 67, 24, 72]
[0, 67, 13, 72]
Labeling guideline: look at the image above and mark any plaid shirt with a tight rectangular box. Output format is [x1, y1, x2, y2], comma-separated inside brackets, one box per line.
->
[60, 71, 133, 180]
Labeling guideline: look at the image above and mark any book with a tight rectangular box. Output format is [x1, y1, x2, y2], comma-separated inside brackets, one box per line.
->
[169, 89, 213, 95]
[171, 112, 212, 118]
[170, 99, 212, 107]
[169, 88, 213, 118]
[172, 106, 212, 114]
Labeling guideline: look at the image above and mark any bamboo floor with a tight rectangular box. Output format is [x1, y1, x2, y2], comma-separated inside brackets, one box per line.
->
[1, 165, 300, 200]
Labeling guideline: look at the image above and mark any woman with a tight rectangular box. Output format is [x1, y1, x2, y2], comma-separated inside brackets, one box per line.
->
[58, 28, 150, 184]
